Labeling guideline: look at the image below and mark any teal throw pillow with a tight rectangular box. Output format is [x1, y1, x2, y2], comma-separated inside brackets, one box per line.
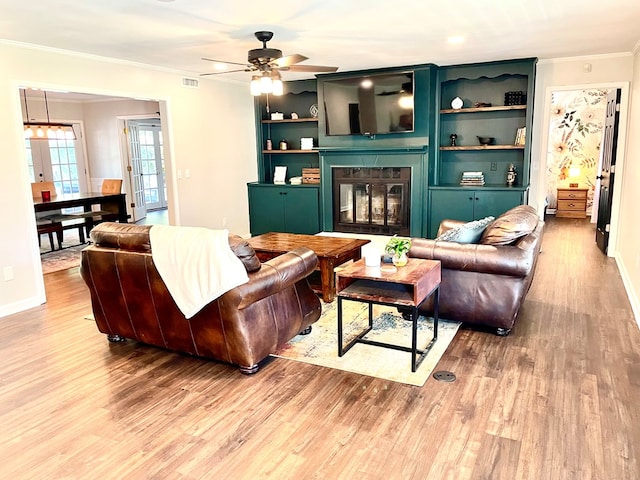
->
[436, 216, 495, 244]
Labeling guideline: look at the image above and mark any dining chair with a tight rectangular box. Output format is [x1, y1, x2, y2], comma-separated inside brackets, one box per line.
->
[31, 181, 86, 248]
[68, 179, 125, 234]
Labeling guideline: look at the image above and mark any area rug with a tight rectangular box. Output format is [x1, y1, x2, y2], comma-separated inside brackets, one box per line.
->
[40, 228, 87, 274]
[272, 300, 461, 386]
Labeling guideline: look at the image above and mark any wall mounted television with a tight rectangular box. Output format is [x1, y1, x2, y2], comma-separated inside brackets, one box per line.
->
[322, 71, 414, 136]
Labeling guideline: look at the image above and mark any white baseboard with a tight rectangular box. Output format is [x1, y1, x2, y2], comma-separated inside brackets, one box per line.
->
[0, 295, 44, 319]
[616, 255, 640, 330]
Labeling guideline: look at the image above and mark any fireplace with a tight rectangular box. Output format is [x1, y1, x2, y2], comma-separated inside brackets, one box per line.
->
[333, 167, 410, 235]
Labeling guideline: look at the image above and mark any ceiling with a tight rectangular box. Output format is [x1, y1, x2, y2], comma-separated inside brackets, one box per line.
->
[2, 0, 639, 87]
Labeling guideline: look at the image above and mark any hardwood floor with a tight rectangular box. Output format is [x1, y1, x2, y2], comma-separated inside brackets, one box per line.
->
[1, 216, 638, 479]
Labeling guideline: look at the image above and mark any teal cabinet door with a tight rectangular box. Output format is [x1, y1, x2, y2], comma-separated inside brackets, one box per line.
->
[428, 189, 525, 238]
[474, 191, 523, 219]
[429, 190, 474, 237]
[248, 186, 286, 235]
[248, 184, 320, 236]
[283, 188, 320, 234]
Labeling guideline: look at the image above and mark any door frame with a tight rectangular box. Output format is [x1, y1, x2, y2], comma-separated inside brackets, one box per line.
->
[535, 81, 630, 258]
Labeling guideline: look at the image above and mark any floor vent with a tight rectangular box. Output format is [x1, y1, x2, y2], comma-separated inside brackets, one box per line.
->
[182, 77, 199, 88]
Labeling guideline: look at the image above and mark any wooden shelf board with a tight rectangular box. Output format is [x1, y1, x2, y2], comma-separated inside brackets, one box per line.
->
[262, 118, 318, 124]
[262, 149, 318, 154]
[440, 105, 527, 114]
[440, 145, 525, 151]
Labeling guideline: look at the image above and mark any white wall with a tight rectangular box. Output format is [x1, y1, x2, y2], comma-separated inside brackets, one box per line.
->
[0, 42, 257, 318]
[616, 48, 640, 324]
[82, 99, 161, 179]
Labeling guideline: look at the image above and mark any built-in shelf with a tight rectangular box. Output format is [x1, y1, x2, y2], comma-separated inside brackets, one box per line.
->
[440, 145, 525, 151]
[262, 149, 318, 154]
[440, 105, 527, 114]
[261, 118, 319, 124]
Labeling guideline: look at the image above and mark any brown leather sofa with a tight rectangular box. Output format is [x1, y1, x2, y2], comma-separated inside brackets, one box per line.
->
[80, 223, 322, 373]
[407, 205, 544, 335]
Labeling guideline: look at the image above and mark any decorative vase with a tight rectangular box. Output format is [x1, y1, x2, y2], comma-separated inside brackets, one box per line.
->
[392, 252, 408, 267]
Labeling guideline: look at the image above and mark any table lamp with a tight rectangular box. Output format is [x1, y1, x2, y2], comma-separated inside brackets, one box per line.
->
[569, 165, 581, 188]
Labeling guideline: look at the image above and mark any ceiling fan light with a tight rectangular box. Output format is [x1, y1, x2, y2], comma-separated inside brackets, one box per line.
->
[260, 75, 273, 94]
[250, 76, 261, 96]
[272, 79, 283, 96]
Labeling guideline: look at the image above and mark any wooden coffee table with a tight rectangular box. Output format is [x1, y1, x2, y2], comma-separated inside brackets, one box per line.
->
[336, 258, 441, 372]
[248, 233, 370, 303]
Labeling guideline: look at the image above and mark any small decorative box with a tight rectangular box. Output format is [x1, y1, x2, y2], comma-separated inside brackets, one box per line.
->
[302, 168, 320, 184]
[300, 137, 314, 150]
[270, 112, 284, 120]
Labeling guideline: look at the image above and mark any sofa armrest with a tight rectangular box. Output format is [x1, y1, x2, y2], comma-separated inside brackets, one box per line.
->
[409, 238, 536, 277]
[231, 247, 318, 309]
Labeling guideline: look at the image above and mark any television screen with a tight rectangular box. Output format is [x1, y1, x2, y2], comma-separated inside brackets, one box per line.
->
[322, 71, 414, 136]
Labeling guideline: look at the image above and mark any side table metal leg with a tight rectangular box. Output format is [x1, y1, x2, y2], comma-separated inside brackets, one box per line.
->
[433, 287, 439, 340]
[337, 296, 344, 356]
[411, 306, 419, 372]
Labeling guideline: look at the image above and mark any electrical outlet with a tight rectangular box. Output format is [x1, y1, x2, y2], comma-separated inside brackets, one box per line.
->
[490, 162, 498, 171]
[3, 266, 14, 281]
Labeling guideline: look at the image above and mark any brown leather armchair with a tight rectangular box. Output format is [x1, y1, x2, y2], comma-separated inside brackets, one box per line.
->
[80, 223, 322, 373]
[407, 206, 544, 335]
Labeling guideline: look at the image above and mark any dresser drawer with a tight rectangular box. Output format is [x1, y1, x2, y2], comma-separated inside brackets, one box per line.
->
[557, 199, 586, 211]
[557, 189, 587, 201]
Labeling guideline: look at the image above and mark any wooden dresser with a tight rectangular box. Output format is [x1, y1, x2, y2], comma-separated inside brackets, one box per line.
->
[556, 188, 588, 218]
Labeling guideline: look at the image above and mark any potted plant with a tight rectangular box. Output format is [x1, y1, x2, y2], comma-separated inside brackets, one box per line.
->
[385, 236, 411, 267]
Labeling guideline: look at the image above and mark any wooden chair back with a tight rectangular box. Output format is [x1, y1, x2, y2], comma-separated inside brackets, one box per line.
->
[31, 181, 57, 199]
[101, 179, 123, 194]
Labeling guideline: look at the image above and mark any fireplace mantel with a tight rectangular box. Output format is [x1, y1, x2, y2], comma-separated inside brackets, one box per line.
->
[319, 146, 428, 237]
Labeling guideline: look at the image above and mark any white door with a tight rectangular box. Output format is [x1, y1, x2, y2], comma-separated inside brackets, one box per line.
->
[27, 128, 88, 194]
[124, 123, 147, 222]
[125, 119, 166, 221]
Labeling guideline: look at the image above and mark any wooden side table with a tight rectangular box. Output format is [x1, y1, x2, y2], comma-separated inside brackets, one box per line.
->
[556, 187, 588, 218]
[336, 258, 441, 372]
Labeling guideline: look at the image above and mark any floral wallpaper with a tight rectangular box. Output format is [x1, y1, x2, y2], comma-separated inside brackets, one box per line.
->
[546, 88, 609, 214]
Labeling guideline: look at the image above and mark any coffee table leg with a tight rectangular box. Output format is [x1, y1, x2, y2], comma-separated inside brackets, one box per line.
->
[319, 258, 335, 303]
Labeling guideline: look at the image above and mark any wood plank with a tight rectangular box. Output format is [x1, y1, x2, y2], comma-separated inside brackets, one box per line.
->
[0, 217, 639, 478]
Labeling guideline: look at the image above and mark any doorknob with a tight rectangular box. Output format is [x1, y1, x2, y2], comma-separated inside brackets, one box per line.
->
[596, 175, 603, 180]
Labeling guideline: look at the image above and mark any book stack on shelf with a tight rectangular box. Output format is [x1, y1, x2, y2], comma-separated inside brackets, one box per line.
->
[460, 171, 485, 186]
[514, 127, 526, 146]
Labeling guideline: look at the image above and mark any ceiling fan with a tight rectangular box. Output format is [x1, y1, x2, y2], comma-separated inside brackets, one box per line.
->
[201, 31, 338, 95]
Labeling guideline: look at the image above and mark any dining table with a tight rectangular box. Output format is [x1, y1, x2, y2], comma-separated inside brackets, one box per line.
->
[34, 191, 128, 236]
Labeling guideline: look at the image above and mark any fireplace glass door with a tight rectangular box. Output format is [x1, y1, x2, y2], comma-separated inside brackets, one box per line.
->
[334, 167, 410, 235]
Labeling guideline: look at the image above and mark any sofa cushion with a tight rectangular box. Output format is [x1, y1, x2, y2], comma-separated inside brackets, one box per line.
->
[480, 206, 539, 246]
[228, 235, 261, 272]
[436, 216, 495, 244]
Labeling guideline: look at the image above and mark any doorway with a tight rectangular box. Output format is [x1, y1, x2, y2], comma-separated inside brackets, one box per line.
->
[543, 87, 610, 221]
[123, 118, 167, 223]
[538, 82, 629, 258]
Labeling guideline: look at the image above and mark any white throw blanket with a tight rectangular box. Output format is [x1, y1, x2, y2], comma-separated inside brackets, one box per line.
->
[149, 225, 249, 319]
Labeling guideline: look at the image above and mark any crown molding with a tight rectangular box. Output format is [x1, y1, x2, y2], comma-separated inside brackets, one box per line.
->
[538, 51, 633, 65]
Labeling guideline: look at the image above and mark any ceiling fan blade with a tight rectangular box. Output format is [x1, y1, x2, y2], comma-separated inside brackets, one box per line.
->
[273, 54, 308, 67]
[201, 57, 249, 67]
[199, 68, 250, 76]
[286, 64, 339, 73]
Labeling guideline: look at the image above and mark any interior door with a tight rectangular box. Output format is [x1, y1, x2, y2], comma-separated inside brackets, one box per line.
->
[137, 123, 166, 210]
[124, 122, 147, 222]
[595, 89, 621, 254]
